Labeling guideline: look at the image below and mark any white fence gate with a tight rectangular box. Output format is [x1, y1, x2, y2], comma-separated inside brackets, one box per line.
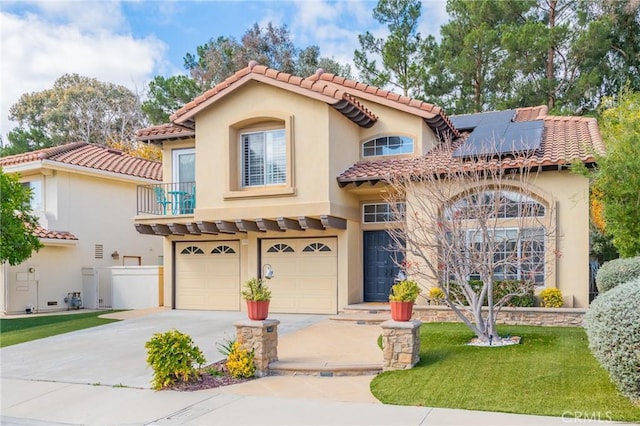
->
[82, 267, 112, 309]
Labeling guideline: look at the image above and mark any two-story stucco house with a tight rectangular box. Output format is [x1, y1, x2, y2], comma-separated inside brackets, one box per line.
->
[134, 62, 604, 314]
[0, 142, 163, 314]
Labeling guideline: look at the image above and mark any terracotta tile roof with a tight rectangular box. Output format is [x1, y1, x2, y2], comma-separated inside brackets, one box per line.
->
[308, 69, 460, 140]
[135, 123, 195, 142]
[171, 62, 378, 129]
[0, 142, 162, 181]
[170, 62, 457, 138]
[34, 226, 78, 241]
[513, 105, 549, 122]
[337, 107, 605, 186]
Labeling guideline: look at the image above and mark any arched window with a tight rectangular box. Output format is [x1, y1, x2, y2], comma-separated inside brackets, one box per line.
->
[267, 243, 294, 253]
[446, 190, 545, 219]
[362, 136, 413, 157]
[180, 246, 204, 255]
[302, 243, 331, 252]
[211, 245, 236, 254]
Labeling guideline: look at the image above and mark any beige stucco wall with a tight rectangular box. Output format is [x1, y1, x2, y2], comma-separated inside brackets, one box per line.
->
[2, 169, 162, 314]
[531, 170, 590, 307]
[401, 169, 591, 309]
[150, 80, 591, 312]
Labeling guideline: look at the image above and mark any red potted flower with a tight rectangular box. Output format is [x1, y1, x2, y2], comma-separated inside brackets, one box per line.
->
[242, 278, 272, 320]
[389, 279, 421, 321]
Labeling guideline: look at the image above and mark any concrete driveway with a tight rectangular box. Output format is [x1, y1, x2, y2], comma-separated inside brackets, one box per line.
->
[0, 309, 327, 389]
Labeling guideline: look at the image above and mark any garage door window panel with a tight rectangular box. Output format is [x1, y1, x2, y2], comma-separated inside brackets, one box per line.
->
[267, 243, 295, 253]
[212, 245, 236, 254]
[180, 246, 204, 255]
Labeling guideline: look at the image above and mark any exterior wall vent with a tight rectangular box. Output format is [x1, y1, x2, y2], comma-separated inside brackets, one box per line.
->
[95, 244, 104, 259]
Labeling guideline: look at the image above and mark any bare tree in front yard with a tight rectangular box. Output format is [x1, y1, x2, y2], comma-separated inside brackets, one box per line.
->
[384, 142, 557, 343]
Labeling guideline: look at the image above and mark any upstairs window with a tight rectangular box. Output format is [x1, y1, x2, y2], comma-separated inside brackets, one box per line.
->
[446, 190, 545, 220]
[242, 129, 286, 187]
[362, 136, 413, 157]
[22, 180, 42, 211]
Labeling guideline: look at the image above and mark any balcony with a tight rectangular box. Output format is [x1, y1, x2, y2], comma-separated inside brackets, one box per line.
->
[137, 182, 195, 216]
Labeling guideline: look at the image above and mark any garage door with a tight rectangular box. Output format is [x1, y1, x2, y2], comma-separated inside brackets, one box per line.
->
[261, 238, 337, 314]
[175, 241, 240, 310]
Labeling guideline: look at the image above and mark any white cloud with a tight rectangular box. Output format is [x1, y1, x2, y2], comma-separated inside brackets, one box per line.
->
[0, 2, 167, 141]
[419, 0, 449, 41]
[289, 0, 382, 76]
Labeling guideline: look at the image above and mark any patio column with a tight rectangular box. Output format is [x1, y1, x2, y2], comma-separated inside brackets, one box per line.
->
[234, 319, 279, 377]
[380, 319, 422, 371]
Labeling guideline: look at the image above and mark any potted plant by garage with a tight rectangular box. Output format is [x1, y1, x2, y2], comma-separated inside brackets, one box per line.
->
[389, 279, 421, 321]
[242, 278, 272, 320]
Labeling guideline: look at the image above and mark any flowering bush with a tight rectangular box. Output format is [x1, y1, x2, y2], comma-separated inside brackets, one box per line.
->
[226, 342, 256, 379]
[428, 287, 445, 305]
[539, 288, 564, 308]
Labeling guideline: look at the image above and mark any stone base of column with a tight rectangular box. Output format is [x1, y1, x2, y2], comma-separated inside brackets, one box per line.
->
[380, 319, 422, 371]
[234, 319, 280, 377]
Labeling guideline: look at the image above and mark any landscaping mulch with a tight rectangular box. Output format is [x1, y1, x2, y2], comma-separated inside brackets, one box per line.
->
[168, 360, 254, 392]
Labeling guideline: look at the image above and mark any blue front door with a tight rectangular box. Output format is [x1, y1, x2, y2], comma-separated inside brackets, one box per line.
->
[363, 230, 404, 302]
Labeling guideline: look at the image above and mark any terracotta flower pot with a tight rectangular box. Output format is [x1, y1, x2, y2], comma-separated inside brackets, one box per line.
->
[246, 300, 270, 320]
[390, 301, 414, 321]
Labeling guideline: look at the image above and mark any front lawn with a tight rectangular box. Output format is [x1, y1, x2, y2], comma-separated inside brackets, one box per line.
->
[371, 323, 640, 422]
[0, 311, 120, 347]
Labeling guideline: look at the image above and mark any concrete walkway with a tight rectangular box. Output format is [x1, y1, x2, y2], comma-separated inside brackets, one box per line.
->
[1, 309, 633, 425]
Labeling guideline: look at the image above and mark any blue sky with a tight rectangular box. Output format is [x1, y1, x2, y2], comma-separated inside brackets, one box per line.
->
[0, 0, 449, 137]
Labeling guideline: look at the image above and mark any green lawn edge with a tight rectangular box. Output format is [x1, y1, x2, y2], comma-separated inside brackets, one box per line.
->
[0, 311, 121, 347]
[370, 323, 640, 422]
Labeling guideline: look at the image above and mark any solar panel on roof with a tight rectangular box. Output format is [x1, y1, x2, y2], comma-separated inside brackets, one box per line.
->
[450, 110, 544, 158]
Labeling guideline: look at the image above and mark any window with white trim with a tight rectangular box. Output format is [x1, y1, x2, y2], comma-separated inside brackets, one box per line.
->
[362, 136, 413, 157]
[465, 228, 545, 285]
[363, 202, 406, 223]
[21, 180, 42, 211]
[242, 129, 286, 187]
[444, 190, 547, 286]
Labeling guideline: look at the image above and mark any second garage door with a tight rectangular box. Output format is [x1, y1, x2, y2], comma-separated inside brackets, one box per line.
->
[175, 241, 240, 310]
[261, 238, 337, 314]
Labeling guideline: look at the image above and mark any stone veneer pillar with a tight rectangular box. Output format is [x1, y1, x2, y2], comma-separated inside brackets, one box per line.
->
[234, 319, 279, 377]
[380, 319, 422, 371]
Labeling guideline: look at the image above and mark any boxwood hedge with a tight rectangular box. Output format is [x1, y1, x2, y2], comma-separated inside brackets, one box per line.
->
[585, 278, 640, 404]
[595, 256, 640, 294]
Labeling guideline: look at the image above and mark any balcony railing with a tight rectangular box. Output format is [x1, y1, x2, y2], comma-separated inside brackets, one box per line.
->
[137, 182, 196, 216]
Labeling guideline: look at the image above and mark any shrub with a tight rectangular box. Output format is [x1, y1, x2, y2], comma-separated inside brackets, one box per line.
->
[241, 278, 272, 301]
[539, 288, 564, 308]
[428, 287, 445, 305]
[389, 280, 421, 302]
[596, 256, 640, 294]
[446, 280, 535, 307]
[216, 336, 235, 357]
[585, 278, 640, 404]
[226, 342, 256, 379]
[145, 329, 206, 390]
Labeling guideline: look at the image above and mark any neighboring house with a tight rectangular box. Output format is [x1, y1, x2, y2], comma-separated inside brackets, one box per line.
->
[0, 142, 163, 314]
[134, 62, 604, 313]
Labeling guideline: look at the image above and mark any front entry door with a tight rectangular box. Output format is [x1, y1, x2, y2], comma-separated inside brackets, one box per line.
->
[363, 230, 404, 302]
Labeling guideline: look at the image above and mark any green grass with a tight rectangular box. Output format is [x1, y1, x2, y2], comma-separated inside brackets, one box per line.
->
[371, 323, 640, 422]
[0, 311, 121, 347]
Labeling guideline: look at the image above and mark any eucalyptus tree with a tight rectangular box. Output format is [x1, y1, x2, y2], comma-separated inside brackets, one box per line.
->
[6, 74, 146, 154]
